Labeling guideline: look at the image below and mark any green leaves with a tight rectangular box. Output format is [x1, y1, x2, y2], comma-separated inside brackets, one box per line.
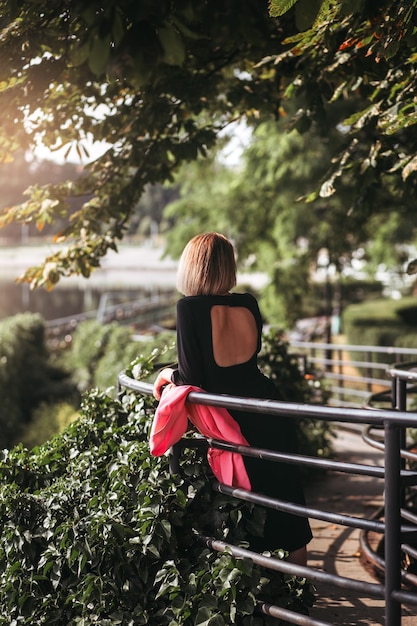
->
[88, 32, 112, 76]
[1, 0, 417, 298]
[269, 0, 327, 30]
[158, 24, 186, 66]
[0, 0, 286, 286]
[269, 0, 299, 18]
[262, 0, 417, 272]
[0, 347, 314, 623]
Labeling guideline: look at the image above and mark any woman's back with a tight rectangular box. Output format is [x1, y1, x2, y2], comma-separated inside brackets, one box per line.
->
[210, 303, 258, 367]
[173, 292, 274, 397]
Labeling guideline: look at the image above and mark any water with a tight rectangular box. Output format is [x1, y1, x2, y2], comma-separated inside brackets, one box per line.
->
[0, 243, 267, 322]
[0, 282, 167, 321]
[0, 244, 178, 321]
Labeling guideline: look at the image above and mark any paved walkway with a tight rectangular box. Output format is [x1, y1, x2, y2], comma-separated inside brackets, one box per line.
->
[307, 426, 417, 625]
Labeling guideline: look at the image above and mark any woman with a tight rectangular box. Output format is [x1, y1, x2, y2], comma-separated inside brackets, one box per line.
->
[153, 232, 312, 566]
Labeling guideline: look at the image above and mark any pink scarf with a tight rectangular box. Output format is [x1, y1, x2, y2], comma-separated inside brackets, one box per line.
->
[150, 384, 251, 490]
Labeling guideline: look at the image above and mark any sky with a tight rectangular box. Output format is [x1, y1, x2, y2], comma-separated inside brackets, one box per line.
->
[33, 120, 252, 167]
[33, 136, 111, 165]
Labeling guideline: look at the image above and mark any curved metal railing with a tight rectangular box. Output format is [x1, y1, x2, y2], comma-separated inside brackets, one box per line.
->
[359, 362, 417, 597]
[118, 370, 417, 626]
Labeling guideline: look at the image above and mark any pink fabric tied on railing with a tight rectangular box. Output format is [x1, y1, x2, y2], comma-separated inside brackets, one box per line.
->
[150, 384, 251, 490]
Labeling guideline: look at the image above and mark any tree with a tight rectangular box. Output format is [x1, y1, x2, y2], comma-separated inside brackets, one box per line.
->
[266, 0, 417, 249]
[127, 183, 180, 239]
[2, 0, 417, 290]
[0, 152, 85, 241]
[0, 0, 290, 288]
[162, 145, 239, 258]
[162, 109, 391, 324]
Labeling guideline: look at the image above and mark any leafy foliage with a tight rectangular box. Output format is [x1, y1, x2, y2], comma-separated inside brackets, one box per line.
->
[162, 148, 237, 259]
[343, 296, 417, 342]
[264, 0, 417, 251]
[342, 296, 417, 373]
[20, 401, 79, 450]
[1, 0, 417, 293]
[0, 0, 289, 288]
[66, 319, 177, 392]
[0, 152, 85, 241]
[0, 313, 79, 447]
[269, 0, 324, 30]
[0, 354, 314, 624]
[259, 328, 333, 458]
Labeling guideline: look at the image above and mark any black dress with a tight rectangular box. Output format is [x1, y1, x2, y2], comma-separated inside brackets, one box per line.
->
[171, 292, 312, 553]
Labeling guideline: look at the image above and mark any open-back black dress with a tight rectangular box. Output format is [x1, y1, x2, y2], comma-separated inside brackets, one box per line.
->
[171, 292, 312, 553]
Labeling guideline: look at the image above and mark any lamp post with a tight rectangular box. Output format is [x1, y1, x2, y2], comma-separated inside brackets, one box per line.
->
[317, 247, 333, 365]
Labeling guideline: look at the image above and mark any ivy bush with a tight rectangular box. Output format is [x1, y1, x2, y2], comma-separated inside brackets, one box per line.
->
[0, 353, 314, 625]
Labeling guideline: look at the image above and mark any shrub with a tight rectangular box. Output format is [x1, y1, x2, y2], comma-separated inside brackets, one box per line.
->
[395, 333, 417, 351]
[67, 320, 177, 392]
[66, 320, 120, 392]
[343, 297, 417, 347]
[0, 313, 78, 447]
[20, 402, 79, 449]
[0, 353, 314, 624]
[94, 329, 176, 391]
[342, 297, 417, 373]
[259, 328, 333, 459]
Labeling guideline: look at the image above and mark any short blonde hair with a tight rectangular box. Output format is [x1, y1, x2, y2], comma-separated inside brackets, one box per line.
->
[176, 232, 237, 296]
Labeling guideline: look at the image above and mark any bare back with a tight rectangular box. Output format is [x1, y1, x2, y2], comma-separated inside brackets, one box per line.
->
[210, 304, 258, 367]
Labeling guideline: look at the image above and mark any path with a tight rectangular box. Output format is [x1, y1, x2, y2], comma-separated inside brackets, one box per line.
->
[307, 426, 417, 625]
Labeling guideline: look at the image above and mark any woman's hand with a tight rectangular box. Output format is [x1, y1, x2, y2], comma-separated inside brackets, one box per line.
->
[153, 367, 175, 400]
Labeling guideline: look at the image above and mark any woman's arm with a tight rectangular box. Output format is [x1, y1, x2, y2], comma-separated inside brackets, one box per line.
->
[153, 299, 204, 399]
[153, 367, 175, 400]
[172, 298, 204, 387]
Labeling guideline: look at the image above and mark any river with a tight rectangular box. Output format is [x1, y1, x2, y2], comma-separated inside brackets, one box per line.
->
[0, 243, 178, 321]
[0, 243, 268, 321]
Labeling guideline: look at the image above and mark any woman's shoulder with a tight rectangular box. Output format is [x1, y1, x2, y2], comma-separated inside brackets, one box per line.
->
[231, 291, 260, 309]
[233, 291, 258, 302]
[177, 295, 207, 305]
[176, 295, 210, 313]
[177, 292, 258, 304]
[176, 293, 262, 328]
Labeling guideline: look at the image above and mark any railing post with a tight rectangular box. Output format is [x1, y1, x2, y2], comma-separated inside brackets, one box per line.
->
[393, 377, 407, 507]
[392, 377, 397, 413]
[366, 350, 373, 394]
[337, 347, 343, 403]
[395, 378, 407, 412]
[169, 442, 181, 474]
[384, 420, 402, 626]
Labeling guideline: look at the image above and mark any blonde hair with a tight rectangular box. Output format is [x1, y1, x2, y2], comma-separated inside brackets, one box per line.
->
[176, 232, 237, 296]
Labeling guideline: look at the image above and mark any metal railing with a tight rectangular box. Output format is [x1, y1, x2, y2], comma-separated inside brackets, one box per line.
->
[289, 340, 417, 408]
[45, 290, 176, 351]
[118, 369, 417, 626]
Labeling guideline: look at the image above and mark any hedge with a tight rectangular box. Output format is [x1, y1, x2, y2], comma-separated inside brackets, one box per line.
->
[343, 297, 417, 348]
